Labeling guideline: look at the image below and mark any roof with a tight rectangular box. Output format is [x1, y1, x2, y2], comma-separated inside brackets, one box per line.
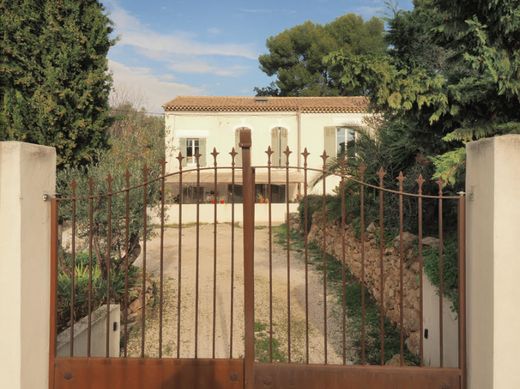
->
[163, 96, 369, 113]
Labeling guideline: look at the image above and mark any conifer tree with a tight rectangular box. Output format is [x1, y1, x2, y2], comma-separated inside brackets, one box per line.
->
[326, 0, 520, 185]
[0, 0, 114, 167]
[256, 14, 386, 96]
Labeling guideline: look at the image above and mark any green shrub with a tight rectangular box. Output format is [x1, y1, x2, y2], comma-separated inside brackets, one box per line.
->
[57, 251, 139, 332]
[423, 238, 459, 312]
[298, 194, 339, 233]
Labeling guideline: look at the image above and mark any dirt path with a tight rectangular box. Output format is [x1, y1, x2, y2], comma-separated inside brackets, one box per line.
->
[128, 223, 352, 364]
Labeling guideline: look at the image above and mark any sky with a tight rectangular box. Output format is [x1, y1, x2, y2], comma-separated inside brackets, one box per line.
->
[102, 0, 413, 113]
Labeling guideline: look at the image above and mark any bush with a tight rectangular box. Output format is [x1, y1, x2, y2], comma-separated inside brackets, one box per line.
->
[57, 251, 139, 332]
[423, 237, 459, 312]
[57, 104, 165, 278]
[298, 194, 339, 232]
[55, 105, 164, 333]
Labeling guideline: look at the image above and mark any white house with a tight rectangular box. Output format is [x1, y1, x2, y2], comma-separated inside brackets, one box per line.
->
[163, 96, 371, 213]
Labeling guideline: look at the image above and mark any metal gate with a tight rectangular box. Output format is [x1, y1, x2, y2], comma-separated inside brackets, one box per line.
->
[49, 129, 466, 388]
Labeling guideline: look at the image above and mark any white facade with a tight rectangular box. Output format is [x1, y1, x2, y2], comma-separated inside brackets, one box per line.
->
[165, 111, 369, 170]
[163, 97, 371, 204]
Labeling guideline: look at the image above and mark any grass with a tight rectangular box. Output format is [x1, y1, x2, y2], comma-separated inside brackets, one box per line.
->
[254, 321, 286, 363]
[274, 224, 420, 365]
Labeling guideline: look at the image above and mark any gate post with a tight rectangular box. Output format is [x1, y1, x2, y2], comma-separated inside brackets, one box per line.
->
[0, 142, 56, 389]
[466, 135, 520, 389]
[240, 129, 255, 389]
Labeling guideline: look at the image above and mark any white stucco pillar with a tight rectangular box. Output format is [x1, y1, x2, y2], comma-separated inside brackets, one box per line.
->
[0, 142, 56, 389]
[466, 135, 520, 389]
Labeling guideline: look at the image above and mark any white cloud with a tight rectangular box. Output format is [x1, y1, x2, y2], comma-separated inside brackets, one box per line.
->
[108, 60, 205, 113]
[169, 59, 248, 77]
[106, 1, 258, 60]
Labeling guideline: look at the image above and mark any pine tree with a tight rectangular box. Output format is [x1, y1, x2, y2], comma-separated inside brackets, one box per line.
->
[255, 14, 386, 97]
[0, 0, 114, 167]
[326, 0, 520, 185]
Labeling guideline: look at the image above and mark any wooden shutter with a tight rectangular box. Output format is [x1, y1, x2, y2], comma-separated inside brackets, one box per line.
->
[280, 128, 288, 164]
[271, 127, 288, 166]
[324, 126, 337, 158]
[199, 138, 206, 167]
[271, 128, 280, 167]
[179, 138, 187, 167]
[235, 129, 242, 166]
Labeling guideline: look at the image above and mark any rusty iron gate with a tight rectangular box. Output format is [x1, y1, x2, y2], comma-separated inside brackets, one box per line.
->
[49, 129, 466, 388]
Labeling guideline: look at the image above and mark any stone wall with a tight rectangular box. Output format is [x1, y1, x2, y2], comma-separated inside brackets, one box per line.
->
[304, 212, 440, 357]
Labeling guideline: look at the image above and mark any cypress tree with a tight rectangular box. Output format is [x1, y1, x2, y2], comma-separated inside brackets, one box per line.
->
[0, 0, 114, 167]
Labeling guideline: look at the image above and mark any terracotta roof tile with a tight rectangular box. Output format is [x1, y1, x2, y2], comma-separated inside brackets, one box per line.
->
[163, 96, 369, 113]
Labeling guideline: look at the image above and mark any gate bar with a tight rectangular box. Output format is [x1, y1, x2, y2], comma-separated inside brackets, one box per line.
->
[159, 161, 166, 358]
[88, 178, 95, 357]
[458, 193, 467, 389]
[70, 181, 77, 357]
[241, 129, 255, 389]
[266, 146, 274, 363]
[321, 152, 328, 364]
[141, 166, 148, 358]
[212, 148, 219, 359]
[49, 197, 59, 389]
[285, 146, 292, 363]
[176, 157, 183, 359]
[230, 148, 237, 359]
[106, 175, 113, 358]
[437, 180, 445, 367]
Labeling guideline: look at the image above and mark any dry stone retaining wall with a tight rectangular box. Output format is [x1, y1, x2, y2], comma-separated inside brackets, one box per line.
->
[302, 212, 439, 357]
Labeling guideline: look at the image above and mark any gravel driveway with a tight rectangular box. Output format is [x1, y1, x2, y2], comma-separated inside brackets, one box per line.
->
[128, 223, 351, 364]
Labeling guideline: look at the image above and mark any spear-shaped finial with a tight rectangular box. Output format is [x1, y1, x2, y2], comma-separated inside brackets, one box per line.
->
[265, 146, 273, 165]
[176, 152, 184, 169]
[229, 147, 238, 165]
[283, 146, 292, 166]
[377, 167, 386, 186]
[194, 152, 201, 167]
[320, 151, 329, 170]
[416, 174, 425, 193]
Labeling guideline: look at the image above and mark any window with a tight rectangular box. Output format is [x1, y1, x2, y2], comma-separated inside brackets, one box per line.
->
[183, 186, 205, 204]
[271, 127, 288, 167]
[186, 138, 199, 165]
[228, 184, 286, 203]
[324, 126, 357, 159]
[256, 184, 286, 203]
[179, 137, 206, 166]
[337, 127, 356, 158]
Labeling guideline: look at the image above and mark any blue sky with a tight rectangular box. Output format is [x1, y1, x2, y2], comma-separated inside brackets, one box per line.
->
[102, 0, 413, 113]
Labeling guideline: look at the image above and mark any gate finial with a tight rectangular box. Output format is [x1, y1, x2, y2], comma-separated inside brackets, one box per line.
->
[239, 128, 252, 149]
